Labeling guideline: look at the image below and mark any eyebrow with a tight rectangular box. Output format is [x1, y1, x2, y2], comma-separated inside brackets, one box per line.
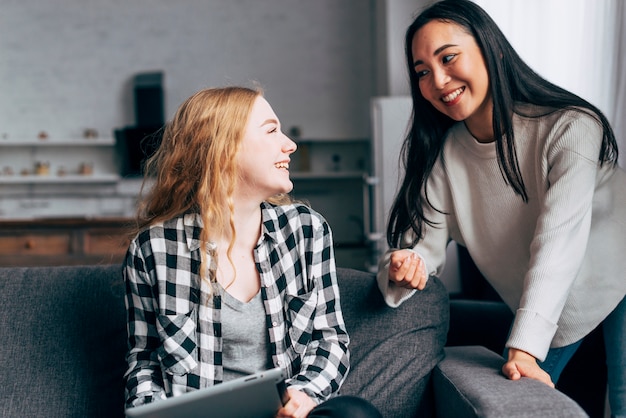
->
[260, 118, 279, 127]
[413, 43, 458, 67]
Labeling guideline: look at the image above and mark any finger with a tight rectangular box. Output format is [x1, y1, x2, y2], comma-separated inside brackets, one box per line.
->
[389, 253, 412, 283]
[403, 255, 428, 290]
[401, 254, 419, 287]
[502, 361, 522, 381]
[414, 258, 428, 290]
[389, 251, 410, 272]
[278, 399, 299, 418]
[396, 255, 423, 289]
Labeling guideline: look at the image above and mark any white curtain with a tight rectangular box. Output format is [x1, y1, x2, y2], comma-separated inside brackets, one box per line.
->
[473, 0, 626, 167]
[612, 0, 626, 167]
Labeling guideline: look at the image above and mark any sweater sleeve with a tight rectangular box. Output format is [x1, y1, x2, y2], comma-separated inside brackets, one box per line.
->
[506, 111, 603, 360]
[376, 158, 454, 306]
[376, 246, 419, 307]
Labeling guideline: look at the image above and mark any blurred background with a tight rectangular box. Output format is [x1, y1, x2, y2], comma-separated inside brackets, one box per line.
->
[0, 0, 624, 277]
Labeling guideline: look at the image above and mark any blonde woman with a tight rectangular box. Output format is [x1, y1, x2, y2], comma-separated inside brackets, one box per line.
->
[123, 86, 381, 418]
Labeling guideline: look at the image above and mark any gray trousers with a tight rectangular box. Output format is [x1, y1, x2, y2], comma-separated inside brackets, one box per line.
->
[339, 276, 449, 418]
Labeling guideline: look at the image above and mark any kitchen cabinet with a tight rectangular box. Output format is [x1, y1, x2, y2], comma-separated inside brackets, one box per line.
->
[290, 138, 370, 270]
[0, 217, 133, 267]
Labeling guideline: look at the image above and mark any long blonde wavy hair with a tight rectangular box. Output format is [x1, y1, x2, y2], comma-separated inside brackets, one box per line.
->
[135, 86, 291, 286]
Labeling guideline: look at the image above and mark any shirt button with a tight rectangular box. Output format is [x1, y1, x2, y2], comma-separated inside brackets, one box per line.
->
[272, 321, 278, 326]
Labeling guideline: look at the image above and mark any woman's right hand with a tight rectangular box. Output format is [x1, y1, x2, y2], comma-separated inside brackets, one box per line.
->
[388, 250, 428, 290]
[276, 388, 316, 418]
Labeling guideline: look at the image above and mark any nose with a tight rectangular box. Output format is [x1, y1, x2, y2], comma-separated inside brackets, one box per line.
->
[431, 66, 450, 90]
[283, 133, 297, 154]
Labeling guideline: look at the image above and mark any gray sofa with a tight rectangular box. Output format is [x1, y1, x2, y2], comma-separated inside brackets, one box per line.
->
[0, 265, 587, 418]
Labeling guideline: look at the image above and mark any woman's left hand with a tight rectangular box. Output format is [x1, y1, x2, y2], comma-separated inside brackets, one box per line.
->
[276, 388, 317, 418]
[501, 348, 555, 388]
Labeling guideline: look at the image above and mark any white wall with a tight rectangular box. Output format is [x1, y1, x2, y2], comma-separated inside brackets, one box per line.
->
[374, 0, 431, 96]
[0, 0, 374, 141]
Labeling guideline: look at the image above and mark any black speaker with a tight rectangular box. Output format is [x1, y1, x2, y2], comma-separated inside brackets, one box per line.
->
[115, 126, 162, 176]
[134, 72, 164, 127]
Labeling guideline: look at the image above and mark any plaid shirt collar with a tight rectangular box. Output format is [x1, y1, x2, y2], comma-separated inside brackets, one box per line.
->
[182, 202, 281, 253]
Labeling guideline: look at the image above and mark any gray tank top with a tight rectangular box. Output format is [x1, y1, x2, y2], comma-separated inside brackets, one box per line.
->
[219, 286, 272, 382]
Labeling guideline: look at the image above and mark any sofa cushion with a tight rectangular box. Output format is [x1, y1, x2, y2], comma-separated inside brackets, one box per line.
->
[0, 265, 127, 418]
[336, 268, 449, 418]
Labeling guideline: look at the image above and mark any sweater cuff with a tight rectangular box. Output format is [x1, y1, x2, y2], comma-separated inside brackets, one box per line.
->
[376, 264, 416, 307]
[506, 308, 558, 362]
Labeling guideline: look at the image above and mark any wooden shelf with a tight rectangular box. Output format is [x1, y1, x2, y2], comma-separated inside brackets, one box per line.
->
[0, 138, 115, 146]
[0, 174, 120, 184]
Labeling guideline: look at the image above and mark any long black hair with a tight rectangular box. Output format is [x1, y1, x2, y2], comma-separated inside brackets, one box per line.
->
[387, 0, 618, 248]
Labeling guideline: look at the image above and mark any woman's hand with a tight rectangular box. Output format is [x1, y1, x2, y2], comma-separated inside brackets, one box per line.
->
[388, 249, 428, 290]
[502, 348, 555, 387]
[276, 388, 317, 418]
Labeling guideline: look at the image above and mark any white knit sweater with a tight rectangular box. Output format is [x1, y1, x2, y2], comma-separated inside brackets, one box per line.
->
[378, 107, 626, 361]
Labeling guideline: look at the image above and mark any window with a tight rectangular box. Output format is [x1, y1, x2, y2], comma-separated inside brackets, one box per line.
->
[474, 0, 625, 166]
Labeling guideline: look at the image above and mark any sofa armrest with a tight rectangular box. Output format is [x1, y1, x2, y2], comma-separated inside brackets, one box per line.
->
[433, 346, 587, 418]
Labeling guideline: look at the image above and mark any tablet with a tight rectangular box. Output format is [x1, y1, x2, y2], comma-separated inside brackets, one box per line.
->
[125, 367, 287, 418]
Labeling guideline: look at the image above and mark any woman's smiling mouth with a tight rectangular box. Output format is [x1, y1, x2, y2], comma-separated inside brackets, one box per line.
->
[441, 87, 465, 104]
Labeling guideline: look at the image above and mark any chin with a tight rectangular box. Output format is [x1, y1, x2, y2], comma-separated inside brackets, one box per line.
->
[443, 109, 467, 122]
[269, 185, 293, 197]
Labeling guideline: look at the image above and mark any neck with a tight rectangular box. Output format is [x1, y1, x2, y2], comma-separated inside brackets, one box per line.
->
[464, 98, 495, 143]
[464, 119, 494, 143]
[214, 199, 262, 297]
[219, 198, 262, 250]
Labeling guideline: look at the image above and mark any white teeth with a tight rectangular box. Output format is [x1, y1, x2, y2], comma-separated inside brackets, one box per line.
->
[275, 162, 289, 169]
[442, 87, 464, 103]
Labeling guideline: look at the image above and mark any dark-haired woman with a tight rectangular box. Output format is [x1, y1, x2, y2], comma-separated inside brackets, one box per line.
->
[377, 0, 625, 415]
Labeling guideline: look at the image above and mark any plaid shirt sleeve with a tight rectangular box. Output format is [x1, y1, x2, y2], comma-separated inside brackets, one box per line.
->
[261, 203, 350, 402]
[123, 217, 208, 407]
[123, 229, 169, 407]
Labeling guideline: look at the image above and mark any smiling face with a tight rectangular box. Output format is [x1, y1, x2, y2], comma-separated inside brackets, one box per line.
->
[235, 96, 297, 202]
[412, 20, 494, 141]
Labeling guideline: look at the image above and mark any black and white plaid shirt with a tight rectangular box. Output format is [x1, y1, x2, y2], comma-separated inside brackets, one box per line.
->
[123, 202, 350, 408]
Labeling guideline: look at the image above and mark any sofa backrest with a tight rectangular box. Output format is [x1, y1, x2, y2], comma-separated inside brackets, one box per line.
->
[0, 264, 127, 418]
[0, 265, 448, 418]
